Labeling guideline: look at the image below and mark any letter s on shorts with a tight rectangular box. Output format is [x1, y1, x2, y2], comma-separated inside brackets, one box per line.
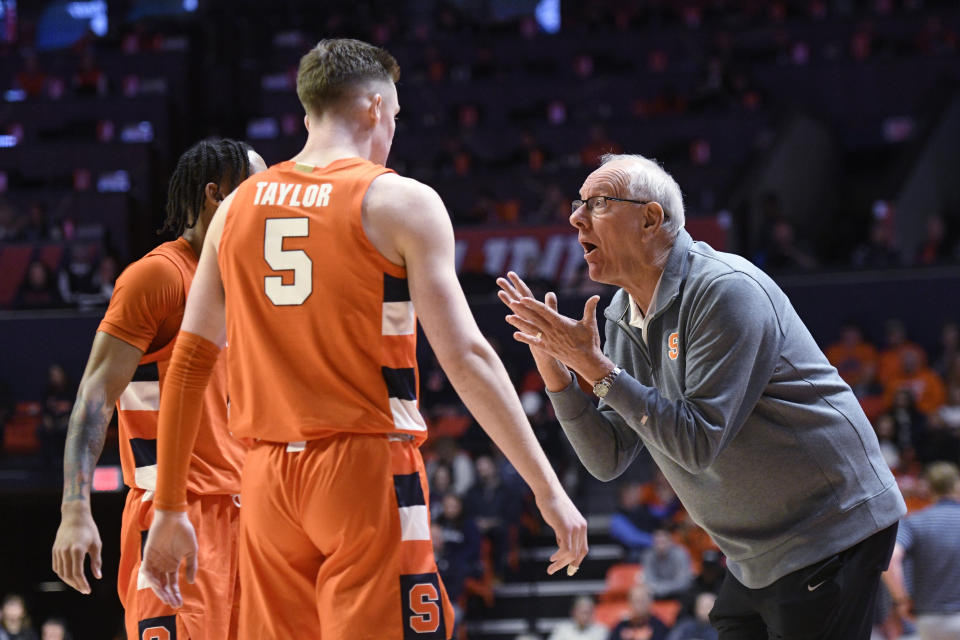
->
[139, 615, 176, 640]
[408, 582, 440, 633]
[400, 572, 446, 638]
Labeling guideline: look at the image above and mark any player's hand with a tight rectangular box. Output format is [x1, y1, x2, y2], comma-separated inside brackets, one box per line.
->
[534, 487, 588, 576]
[141, 509, 198, 609]
[52, 504, 103, 594]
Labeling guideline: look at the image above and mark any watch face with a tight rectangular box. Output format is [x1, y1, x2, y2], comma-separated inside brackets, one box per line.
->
[594, 381, 610, 397]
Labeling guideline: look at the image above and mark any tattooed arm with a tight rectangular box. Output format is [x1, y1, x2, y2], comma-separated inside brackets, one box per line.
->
[52, 331, 143, 594]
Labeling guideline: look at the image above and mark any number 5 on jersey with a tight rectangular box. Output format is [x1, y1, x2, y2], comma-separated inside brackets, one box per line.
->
[263, 218, 312, 306]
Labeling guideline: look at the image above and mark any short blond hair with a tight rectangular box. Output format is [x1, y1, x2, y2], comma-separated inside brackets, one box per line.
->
[926, 462, 959, 497]
[296, 38, 400, 115]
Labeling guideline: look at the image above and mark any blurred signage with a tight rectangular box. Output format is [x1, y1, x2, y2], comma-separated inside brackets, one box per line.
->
[454, 219, 726, 283]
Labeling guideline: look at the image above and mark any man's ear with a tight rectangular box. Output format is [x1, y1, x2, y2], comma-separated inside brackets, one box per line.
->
[643, 202, 665, 230]
[369, 93, 383, 125]
[204, 182, 222, 207]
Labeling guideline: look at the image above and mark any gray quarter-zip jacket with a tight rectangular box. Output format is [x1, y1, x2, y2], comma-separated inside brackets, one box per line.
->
[547, 229, 905, 588]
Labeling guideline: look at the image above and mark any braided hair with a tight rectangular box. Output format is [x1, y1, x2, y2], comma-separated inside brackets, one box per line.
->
[159, 137, 252, 236]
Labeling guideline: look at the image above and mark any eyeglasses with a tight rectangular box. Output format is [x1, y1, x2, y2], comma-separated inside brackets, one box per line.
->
[571, 195, 652, 215]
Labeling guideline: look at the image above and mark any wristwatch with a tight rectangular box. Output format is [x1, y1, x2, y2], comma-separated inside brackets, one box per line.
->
[593, 367, 622, 398]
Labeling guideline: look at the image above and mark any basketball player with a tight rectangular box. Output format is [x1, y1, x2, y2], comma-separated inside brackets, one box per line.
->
[141, 38, 588, 640]
[52, 138, 267, 640]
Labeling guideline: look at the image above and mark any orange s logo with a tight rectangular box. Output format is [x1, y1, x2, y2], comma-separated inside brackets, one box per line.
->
[668, 332, 679, 360]
[141, 628, 170, 640]
[409, 583, 440, 633]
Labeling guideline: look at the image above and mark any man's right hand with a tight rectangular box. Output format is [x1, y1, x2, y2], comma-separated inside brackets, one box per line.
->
[52, 504, 103, 594]
[535, 486, 589, 575]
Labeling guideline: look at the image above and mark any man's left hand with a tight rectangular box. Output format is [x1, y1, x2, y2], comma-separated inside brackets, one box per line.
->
[141, 509, 198, 609]
[499, 272, 614, 383]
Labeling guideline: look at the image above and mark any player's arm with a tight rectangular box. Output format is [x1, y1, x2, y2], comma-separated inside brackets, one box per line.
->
[141, 191, 233, 608]
[365, 174, 587, 574]
[52, 332, 144, 593]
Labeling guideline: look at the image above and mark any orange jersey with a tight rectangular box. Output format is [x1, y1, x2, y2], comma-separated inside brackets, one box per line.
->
[218, 158, 428, 444]
[99, 237, 244, 494]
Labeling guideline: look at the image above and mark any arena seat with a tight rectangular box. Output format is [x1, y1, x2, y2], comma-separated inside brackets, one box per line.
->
[600, 562, 642, 602]
[593, 600, 628, 628]
[2, 401, 42, 455]
[0, 245, 34, 307]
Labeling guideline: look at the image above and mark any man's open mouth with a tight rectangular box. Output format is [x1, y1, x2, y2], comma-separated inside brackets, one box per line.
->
[582, 242, 598, 255]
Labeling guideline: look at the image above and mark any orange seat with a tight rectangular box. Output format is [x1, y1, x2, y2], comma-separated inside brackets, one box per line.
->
[3, 401, 42, 455]
[593, 601, 628, 629]
[0, 245, 34, 307]
[601, 563, 642, 602]
[650, 599, 683, 627]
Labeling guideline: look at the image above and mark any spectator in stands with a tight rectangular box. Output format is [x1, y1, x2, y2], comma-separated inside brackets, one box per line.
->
[426, 436, 475, 497]
[14, 52, 47, 99]
[40, 364, 74, 470]
[875, 413, 904, 471]
[947, 354, 960, 391]
[534, 183, 573, 224]
[95, 254, 119, 303]
[19, 203, 51, 242]
[852, 219, 900, 269]
[935, 384, 960, 432]
[878, 319, 927, 386]
[754, 217, 817, 273]
[57, 244, 102, 305]
[687, 549, 725, 600]
[667, 592, 718, 640]
[431, 523, 466, 636]
[39, 618, 70, 640]
[549, 596, 607, 640]
[915, 215, 952, 266]
[920, 391, 960, 466]
[825, 322, 880, 396]
[429, 463, 453, 519]
[71, 51, 106, 96]
[433, 495, 483, 604]
[884, 350, 947, 416]
[933, 322, 959, 378]
[580, 124, 623, 169]
[0, 201, 19, 241]
[883, 462, 960, 639]
[607, 584, 670, 640]
[15, 261, 64, 310]
[610, 480, 680, 560]
[0, 594, 38, 640]
[889, 390, 928, 464]
[641, 529, 694, 601]
[465, 454, 523, 577]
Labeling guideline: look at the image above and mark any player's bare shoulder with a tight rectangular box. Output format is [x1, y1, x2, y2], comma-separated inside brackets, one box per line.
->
[362, 173, 450, 265]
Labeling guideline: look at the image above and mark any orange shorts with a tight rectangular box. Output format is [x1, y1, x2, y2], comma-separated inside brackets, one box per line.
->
[238, 434, 455, 640]
[118, 488, 241, 640]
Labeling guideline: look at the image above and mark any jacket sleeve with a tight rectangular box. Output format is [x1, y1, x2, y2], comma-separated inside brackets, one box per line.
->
[602, 273, 783, 473]
[545, 316, 647, 482]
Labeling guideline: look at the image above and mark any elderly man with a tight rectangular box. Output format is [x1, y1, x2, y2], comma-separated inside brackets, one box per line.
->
[498, 154, 906, 639]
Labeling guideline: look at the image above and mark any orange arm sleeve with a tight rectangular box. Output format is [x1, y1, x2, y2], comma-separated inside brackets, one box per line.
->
[155, 331, 221, 511]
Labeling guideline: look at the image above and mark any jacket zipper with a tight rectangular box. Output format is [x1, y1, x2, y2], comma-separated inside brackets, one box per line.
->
[615, 318, 653, 369]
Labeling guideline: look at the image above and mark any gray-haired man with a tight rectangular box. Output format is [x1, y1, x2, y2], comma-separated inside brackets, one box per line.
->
[498, 154, 906, 639]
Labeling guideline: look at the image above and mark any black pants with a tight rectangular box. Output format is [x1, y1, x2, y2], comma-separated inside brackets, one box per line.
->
[709, 523, 898, 639]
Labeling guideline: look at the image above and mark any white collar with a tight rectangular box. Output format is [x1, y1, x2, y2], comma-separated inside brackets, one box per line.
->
[627, 275, 663, 343]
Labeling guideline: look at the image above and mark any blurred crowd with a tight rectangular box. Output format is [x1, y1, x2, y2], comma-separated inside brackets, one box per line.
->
[0, 593, 71, 640]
